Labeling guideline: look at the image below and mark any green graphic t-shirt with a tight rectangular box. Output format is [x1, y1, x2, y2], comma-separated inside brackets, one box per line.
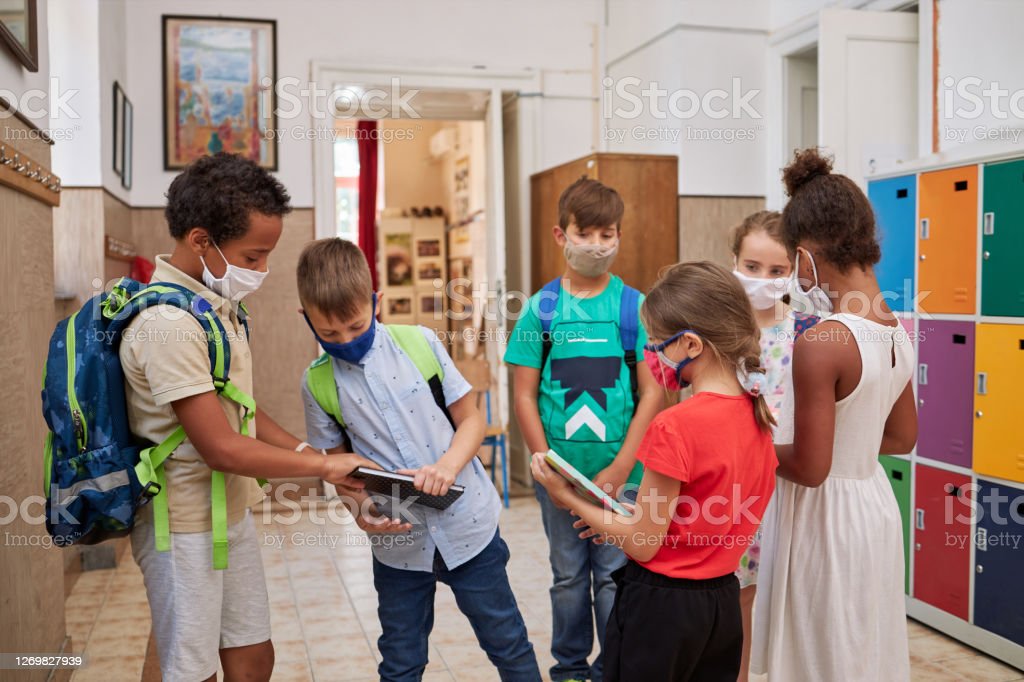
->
[504, 275, 647, 485]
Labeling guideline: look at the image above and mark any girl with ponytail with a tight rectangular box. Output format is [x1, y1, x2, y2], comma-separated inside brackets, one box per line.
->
[532, 261, 779, 681]
[751, 148, 916, 681]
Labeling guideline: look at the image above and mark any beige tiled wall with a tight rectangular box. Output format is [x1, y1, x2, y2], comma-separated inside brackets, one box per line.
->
[0, 118, 73, 682]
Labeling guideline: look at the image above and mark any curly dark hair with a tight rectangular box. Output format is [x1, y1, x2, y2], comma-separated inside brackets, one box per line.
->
[780, 147, 880, 271]
[165, 152, 292, 242]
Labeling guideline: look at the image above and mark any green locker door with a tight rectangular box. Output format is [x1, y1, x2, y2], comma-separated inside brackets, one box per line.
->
[880, 456, 912, 593]
[982, 159, 1024, 316]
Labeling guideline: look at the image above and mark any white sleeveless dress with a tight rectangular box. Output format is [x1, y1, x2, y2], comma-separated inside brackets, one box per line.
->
[751, 313, 913, 681]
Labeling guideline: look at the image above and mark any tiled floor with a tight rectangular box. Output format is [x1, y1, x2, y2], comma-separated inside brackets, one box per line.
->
[67, 498, 1023, 681]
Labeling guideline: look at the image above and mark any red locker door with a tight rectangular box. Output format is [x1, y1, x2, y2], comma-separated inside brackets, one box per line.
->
[913, 465, 971, 620]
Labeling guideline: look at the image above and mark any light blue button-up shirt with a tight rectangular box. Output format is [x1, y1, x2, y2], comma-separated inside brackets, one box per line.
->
[301, 322, 501, 572]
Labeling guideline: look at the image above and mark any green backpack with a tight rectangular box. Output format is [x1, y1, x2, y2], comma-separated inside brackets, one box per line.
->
[305, 324, 455, 432]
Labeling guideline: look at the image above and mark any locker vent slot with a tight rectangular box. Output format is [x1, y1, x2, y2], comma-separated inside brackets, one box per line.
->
[953, 334, 966, 345]
[892, 470, 903, 481]
[896, 188, 908, 198]
[954, 180, 969, 191]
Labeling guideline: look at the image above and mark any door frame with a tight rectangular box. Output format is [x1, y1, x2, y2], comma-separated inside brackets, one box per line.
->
[309, 62, 541, 435]
[310, 61, 540, 239]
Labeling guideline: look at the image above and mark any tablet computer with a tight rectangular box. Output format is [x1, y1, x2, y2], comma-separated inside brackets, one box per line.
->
[352, 467, 465, 511]
[544, 450, 633, 517]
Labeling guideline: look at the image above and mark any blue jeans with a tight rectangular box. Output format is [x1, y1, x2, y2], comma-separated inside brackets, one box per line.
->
[372, 529, 541, 682]
[535, 483, 628, 682]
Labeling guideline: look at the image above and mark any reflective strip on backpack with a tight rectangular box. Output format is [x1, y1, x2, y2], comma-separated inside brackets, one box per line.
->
[51, 470, 130, 506]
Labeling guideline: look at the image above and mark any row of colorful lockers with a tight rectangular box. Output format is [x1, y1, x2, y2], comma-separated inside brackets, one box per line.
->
[868, 154, 1023, 665]
[869, 157, 1024, 316]
[880, 458, 1024, 650]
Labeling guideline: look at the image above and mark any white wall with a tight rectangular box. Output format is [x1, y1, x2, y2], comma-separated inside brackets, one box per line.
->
[98, 0, 129, 202]
[604, 1, 769, 196]
[48, 0, 130, 198]
[936, 0, 1024, 152]
[0, 0, 50, 126]
[121, 0, 604, 207]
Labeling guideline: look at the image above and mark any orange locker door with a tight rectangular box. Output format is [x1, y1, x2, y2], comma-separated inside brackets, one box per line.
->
[918, 165, 978, 314]
[973, 323, 1024, 484]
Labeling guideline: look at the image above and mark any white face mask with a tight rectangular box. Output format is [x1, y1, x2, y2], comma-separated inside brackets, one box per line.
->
[788, 248, 833, 315]
[732, 268, 787, 310]
[200, 242, 269, 302]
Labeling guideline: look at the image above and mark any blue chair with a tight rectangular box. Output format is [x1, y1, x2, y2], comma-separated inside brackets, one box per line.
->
[482, 390, 509, 508]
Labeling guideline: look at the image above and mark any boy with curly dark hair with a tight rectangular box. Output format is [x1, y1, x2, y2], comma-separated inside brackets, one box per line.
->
[120, 152, 374, 681]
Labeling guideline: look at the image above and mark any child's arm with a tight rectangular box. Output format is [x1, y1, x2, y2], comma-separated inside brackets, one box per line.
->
[172, 392, 373, 486]
[775, 323, 851, 487]
[512, 364, 550, 456]
[879, 380, 917, 454]
[593, 362, 663, 495]
[399, 392, 485, 496]
[254, 408, 304, 450]
[532, 453, 676, 563]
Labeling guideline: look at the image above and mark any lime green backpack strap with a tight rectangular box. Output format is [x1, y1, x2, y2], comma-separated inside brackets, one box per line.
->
[386, 324, 443, 381]
[385, 325, 455, 429]
[306, 353, 346, 428]
[135, 425, 187, 555]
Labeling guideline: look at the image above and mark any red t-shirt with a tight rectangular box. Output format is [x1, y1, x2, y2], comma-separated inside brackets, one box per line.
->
[636, 392, 778, 579]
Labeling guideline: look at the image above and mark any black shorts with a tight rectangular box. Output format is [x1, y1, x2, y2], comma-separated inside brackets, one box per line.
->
[604, 561, 742, 682]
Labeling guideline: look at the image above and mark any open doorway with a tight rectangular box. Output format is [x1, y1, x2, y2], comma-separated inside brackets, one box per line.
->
[313, 72, 537, 498]
[768, 6, 919, 206]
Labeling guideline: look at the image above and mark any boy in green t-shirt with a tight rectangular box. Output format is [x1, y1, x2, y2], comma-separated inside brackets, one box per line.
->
[504, 177, 663, 682]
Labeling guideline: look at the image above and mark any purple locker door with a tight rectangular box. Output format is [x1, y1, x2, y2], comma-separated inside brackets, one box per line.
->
[917, 320, 975, 466]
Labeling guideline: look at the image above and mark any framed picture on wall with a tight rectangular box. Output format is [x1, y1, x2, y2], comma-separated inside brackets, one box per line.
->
[384, 232, 413, 287]
[113, 82, 125, 177]
[0, 0, 37, 72]
[122, 96, 133, 190]
[162, 15, 277, 170]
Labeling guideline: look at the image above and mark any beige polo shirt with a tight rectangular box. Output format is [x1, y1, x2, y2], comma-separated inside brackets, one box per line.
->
[119, 255, 265, 533]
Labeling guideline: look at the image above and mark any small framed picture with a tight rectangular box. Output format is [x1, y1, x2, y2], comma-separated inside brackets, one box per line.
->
[417, 239, 441, 258]
[417, 260, 443, 284]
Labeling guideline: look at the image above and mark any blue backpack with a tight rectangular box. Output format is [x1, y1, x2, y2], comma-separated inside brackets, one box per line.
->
[536, 277, 641, 413]
[41, 277, 256, 569]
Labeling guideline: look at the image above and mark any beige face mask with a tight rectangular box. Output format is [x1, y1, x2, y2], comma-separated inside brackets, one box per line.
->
[561, 231, 619, 277]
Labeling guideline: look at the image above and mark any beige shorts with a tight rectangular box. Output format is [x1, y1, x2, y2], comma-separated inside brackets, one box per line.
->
[130, 508, 271, 681]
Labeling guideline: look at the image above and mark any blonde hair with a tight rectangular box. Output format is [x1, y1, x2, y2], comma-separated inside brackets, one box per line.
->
[641, 261, 777, 432]
[729, 210, 786, 258]
[297, 238, 373, 321]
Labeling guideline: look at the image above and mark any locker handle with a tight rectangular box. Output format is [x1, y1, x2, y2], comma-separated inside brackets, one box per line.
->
[976, 526, 987, 552]
[915, 508, 925, 530]
[918, 363, 928, 385]
[983, 211, 995, 236]
[977, 372, 987, 395]
[920, 218, 930, 240]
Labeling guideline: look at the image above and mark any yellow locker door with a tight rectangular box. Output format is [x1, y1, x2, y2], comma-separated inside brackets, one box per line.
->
[974, 323, 1024, 483]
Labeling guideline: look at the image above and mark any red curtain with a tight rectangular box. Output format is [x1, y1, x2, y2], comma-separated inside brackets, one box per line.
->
[356, 120, 379, 290]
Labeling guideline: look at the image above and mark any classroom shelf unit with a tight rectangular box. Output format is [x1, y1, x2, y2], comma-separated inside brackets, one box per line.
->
[868, 147, 1024, 671]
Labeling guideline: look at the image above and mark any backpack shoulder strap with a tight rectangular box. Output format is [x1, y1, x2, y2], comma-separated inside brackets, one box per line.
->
[386, 325, 456, 430]
[114, 281, 254, 571]
[619, 284, 641, 415]
[537, 278, 562, 371]
[306, 353, 345, 428]
[387, 325, 443, 381]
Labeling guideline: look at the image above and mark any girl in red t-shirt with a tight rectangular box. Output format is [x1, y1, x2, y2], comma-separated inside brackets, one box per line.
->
[532, 260, 779, 682]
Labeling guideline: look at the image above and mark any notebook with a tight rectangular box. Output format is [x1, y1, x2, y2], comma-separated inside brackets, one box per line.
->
[544, 450, 633, 517]
[352, 467, 465, 511]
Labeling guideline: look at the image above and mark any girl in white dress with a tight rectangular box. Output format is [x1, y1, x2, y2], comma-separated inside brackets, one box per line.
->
[751, 148, 918, 681]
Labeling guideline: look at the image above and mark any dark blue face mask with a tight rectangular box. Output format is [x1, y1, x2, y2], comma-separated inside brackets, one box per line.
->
[304, 293, 377, 364]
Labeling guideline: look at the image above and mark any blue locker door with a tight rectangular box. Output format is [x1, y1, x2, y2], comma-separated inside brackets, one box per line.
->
[868, 175, 917, 312]
[974, 479, 1024, 646]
